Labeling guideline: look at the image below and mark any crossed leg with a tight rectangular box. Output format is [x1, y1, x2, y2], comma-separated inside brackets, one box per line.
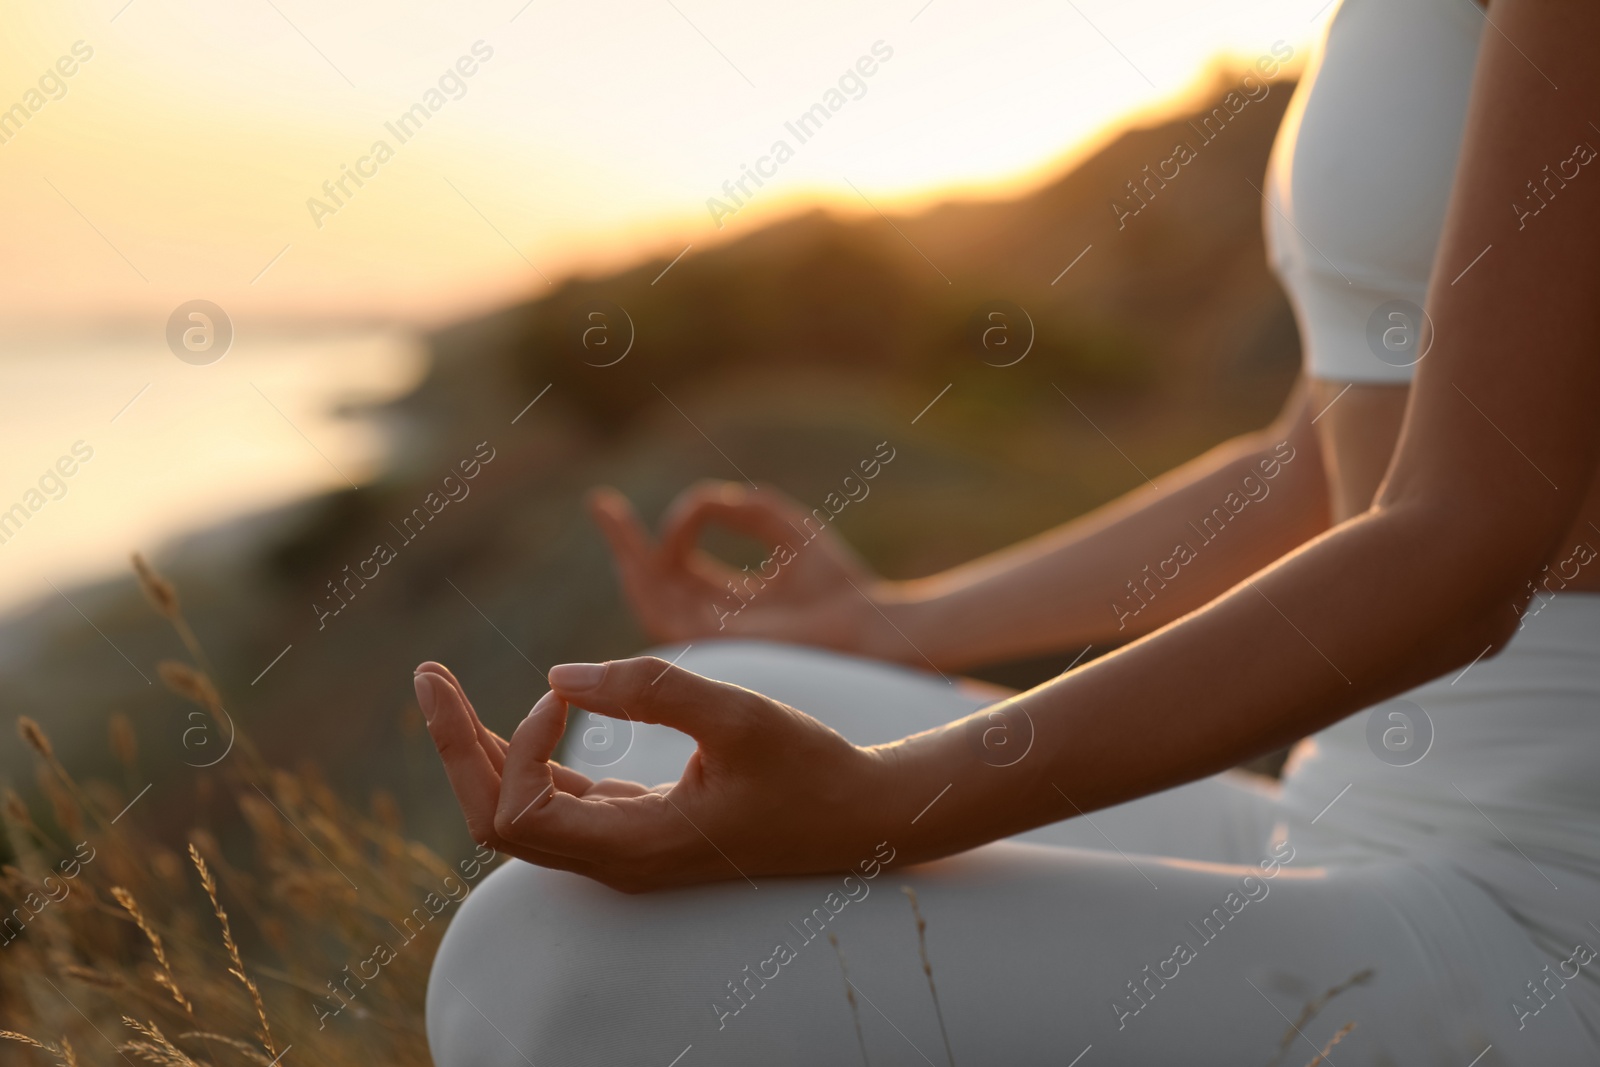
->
[427, 641, 1584, 1065]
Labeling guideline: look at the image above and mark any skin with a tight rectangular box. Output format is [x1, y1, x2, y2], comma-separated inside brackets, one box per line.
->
[419, 0, 1600, 892]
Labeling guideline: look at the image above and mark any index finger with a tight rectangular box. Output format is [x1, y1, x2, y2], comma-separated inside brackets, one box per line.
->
[417, 660, 507, 774]
[416, 670, 502, 847]
[587, 487, 678, 609]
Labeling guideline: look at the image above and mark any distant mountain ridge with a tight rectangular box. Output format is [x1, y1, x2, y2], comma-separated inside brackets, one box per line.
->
[412, 66, 1301, 438]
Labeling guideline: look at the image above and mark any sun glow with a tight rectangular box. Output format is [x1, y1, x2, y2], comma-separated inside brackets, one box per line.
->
[0, 0, 1324, 328]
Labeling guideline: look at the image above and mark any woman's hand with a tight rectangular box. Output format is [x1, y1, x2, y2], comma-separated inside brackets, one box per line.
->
[588, 482, 901, 657]
[415, 656, 902, 892]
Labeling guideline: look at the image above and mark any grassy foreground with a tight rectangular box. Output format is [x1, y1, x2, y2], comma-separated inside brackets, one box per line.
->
[2, 556, 463, 1066]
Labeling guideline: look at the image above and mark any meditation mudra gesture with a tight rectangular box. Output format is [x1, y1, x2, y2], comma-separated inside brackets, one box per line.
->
[417, 0, 1600, 1062]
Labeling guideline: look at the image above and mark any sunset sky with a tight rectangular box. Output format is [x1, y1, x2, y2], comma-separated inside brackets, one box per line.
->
[1, 0, 1325, 329]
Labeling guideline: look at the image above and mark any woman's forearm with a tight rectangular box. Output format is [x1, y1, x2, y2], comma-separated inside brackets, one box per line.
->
[877, 380, 1329, 671]
[882, 495, 1536, 862]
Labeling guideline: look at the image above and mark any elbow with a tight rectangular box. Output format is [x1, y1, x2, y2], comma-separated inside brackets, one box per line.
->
[1371, 494, 1556, 668]
[1471, 602, 1523, 662]
[1411, 564, 1525, 683]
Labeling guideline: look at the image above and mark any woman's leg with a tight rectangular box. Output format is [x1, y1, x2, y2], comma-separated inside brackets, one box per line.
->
[430, 642, 1592, 1063]
[428, 840, 1587, 1065]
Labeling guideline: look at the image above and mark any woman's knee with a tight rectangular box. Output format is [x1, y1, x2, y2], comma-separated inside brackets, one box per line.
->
[427, 860, 591, 1066]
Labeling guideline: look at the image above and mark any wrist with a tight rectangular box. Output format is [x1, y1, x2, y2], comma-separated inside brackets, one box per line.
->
[863, 726, 953, 862]
[867, 717, 994, 863]
[869, 695, 1060, 864]
[858, 579, 951, 669]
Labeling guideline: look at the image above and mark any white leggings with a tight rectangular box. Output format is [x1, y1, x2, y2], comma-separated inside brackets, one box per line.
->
[427, 641, 1598, 1066]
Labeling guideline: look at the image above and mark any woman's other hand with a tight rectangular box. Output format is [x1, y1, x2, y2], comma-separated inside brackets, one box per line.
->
[588, 481, 897, 656]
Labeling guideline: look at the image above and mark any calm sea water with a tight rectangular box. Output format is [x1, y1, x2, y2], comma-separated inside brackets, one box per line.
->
[0, 327, 427, 617]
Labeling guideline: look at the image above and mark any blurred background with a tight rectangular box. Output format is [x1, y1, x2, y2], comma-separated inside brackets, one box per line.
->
[2, 0, 1322, 859]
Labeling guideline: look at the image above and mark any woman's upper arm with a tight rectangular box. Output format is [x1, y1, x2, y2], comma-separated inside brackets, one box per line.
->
[1380, 0, 1600, 590]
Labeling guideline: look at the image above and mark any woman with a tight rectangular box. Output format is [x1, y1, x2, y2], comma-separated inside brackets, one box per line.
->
[420, 0, 1600, 1062]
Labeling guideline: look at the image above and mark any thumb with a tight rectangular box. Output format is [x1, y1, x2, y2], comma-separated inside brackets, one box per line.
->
[547, 657, 763, 748]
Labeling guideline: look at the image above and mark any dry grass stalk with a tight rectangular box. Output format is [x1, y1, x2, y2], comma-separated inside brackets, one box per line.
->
[827, 932, 871, 1067]
[188, 844, 277, 1058]
[109, 713, 138, 771]
[62, 965, 123, 990]
[19, 715, 110, 843]
[0, 1029, 74, 1067]
[111, 887, 193, 1014]
[1301, 1021, 1356, 1067]
[4, 788, 33, 829]
[18, 717, 54, 759]
[130, 553, 180, 620]
[156, 660, 263, 773]
[1267, 969, 1373, 1067]
[178, 1031, 275, 1066]
[133, 553, 212, 674]
[156, 662, 219, 711]
[902, 887, 956, 1067]
[120, 1017, 202, 1067]
[37, 765, 84, 840]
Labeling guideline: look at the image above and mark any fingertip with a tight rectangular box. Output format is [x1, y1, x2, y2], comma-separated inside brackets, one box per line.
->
[590, 490, 655, 554]
[414, 670, 448, 724]
[548, 662, 607, 693]
[586, 485, 628, 516]
[517, 690, 566, 731]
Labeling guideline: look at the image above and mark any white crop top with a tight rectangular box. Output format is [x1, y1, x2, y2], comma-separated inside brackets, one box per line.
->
[1263, 0, 1485, 383]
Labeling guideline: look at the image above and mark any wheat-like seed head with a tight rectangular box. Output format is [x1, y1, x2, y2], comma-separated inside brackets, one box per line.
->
[156, 662, 218, 708]
[0, 1029, 49, 1050]
[2, 789, 32, 828]
[37, 766, 84, 839]
[131, 553, 180, 619]
[111, 886, 193, 1015]
[108, 713, 138, 771]
[188, 843, 277, 1058]
[121, 1017, 201, 1067]
[0, 1029, 79, 1067]
[17, 717, 53, 759]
